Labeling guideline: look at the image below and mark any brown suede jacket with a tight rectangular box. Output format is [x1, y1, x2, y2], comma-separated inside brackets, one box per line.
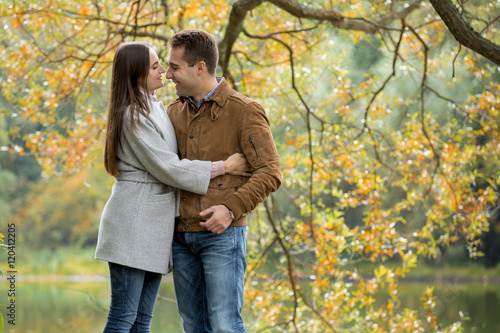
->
[167, 79, 282, 232]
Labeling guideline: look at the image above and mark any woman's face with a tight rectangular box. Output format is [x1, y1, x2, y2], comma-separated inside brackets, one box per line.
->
[145, 47, 166, 94]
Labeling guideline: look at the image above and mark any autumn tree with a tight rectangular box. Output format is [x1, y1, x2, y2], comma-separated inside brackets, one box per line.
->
[8, 167, 110, 249]
[1, 0, 500, 331]
[0, 118, 16, 222]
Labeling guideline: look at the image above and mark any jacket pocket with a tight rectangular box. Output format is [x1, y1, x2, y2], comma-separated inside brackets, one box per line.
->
[201, 175, 248, 211]
[249, 136, 259, 158]
[207, 174, 247, 190]
[242, 131, 279, 168]
[147, 185, 176, 203]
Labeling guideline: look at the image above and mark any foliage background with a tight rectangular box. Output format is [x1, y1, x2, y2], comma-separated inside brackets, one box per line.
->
[1, 0, 500, 332]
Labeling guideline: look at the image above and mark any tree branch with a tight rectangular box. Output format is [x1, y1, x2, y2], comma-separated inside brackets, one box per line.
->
[219, 0, 423, 81]
[263, 199, 300, 333]
[267, 0, 423, 32]
[218, 0, 265, 78]
[243, 28, 317, 232]
[429, 0, 500, 65]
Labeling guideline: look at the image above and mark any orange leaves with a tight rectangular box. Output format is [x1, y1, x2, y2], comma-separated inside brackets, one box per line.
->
[359, 79, 374, 90]
[5, 146, 26, 155]
[17, 111, 105, 176]
[247, 288, 258, 300]
[357, 176, 374, 195]
[80, 6, 92, 16]
[10, 17, 21, 29]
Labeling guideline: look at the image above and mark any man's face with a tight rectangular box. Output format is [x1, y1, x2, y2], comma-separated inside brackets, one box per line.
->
[166, 46, 198, 97]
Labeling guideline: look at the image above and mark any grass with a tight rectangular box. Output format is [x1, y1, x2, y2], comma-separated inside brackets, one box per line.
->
[404, 261, 500, 280]
[14, 246, 109, 276]
[350, 259, 500, 282]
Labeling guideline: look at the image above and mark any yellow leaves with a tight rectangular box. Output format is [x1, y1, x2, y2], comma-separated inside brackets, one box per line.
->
[315, 277, 331, 291]
[396, 252, 417, 278]
[420, 287, 439, 328]
[374, 265, 388, 280]
[169, 0, 230, 30]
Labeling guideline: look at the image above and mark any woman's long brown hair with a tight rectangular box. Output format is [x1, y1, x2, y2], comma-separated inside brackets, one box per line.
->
[104, 42, 152, 176]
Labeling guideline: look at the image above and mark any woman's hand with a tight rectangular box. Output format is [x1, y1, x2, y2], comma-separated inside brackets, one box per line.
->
[223, 153, 251, 177]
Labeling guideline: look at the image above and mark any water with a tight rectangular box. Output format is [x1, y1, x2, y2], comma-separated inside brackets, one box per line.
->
[397, 282, 500, 332]
[0, 279, 499, 332]
[0, 278, 184, 333]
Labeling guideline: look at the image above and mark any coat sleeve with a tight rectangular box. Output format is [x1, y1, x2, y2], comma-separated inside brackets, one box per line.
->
[222, 102, 282, 218]
[120, 110, 212, 196]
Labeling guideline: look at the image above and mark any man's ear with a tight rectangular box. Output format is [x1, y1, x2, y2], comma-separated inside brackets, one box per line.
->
[197, 61, 206, 75]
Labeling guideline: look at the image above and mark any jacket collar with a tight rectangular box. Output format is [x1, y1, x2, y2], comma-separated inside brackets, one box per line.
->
[178, 78, 231, 120]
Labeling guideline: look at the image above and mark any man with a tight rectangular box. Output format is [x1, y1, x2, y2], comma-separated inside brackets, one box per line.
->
[165, 29, 282, 333]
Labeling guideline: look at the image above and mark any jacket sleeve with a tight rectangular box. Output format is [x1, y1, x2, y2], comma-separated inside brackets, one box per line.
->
[120, 110, 212, 196]
[223, 102, 282, 218]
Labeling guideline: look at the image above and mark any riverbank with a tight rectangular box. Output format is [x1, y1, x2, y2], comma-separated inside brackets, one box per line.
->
[12, 246, 500, 283]
[13, 274, 175, 283]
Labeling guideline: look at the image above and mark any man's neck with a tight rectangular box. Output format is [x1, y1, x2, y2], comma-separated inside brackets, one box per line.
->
[191, 77, 219, 104]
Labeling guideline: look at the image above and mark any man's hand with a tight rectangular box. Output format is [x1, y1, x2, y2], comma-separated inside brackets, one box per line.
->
[224, 153, 251, 177]
[199, 205, 233, 234]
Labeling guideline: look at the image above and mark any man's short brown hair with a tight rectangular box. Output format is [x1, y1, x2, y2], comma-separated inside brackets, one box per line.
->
[168, 29, 219, 76]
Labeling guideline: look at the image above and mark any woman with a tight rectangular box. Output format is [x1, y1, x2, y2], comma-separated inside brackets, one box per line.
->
[95, 42, 248, 332]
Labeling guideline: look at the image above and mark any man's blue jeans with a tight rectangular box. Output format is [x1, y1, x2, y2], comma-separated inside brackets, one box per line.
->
[172, 226, 247, 333]
[103, 262, 162, 333]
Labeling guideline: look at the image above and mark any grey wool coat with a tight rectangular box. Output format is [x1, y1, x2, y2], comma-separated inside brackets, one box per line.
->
[95, 100, 212, 274]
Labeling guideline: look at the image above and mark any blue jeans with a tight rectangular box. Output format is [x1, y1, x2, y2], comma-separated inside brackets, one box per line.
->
[103, 262, 162, 333]
[172, 227, 247, 333]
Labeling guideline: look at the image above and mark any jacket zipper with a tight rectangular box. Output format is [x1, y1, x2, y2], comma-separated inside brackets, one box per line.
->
[249, 136, 259, 158]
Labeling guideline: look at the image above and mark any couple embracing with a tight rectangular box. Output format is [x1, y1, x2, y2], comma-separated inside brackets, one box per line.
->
[94, 29, 282, 333]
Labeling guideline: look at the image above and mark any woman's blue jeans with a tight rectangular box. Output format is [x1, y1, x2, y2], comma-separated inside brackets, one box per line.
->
[103, 262, 162, 333]
[172, 226, 247, 333]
